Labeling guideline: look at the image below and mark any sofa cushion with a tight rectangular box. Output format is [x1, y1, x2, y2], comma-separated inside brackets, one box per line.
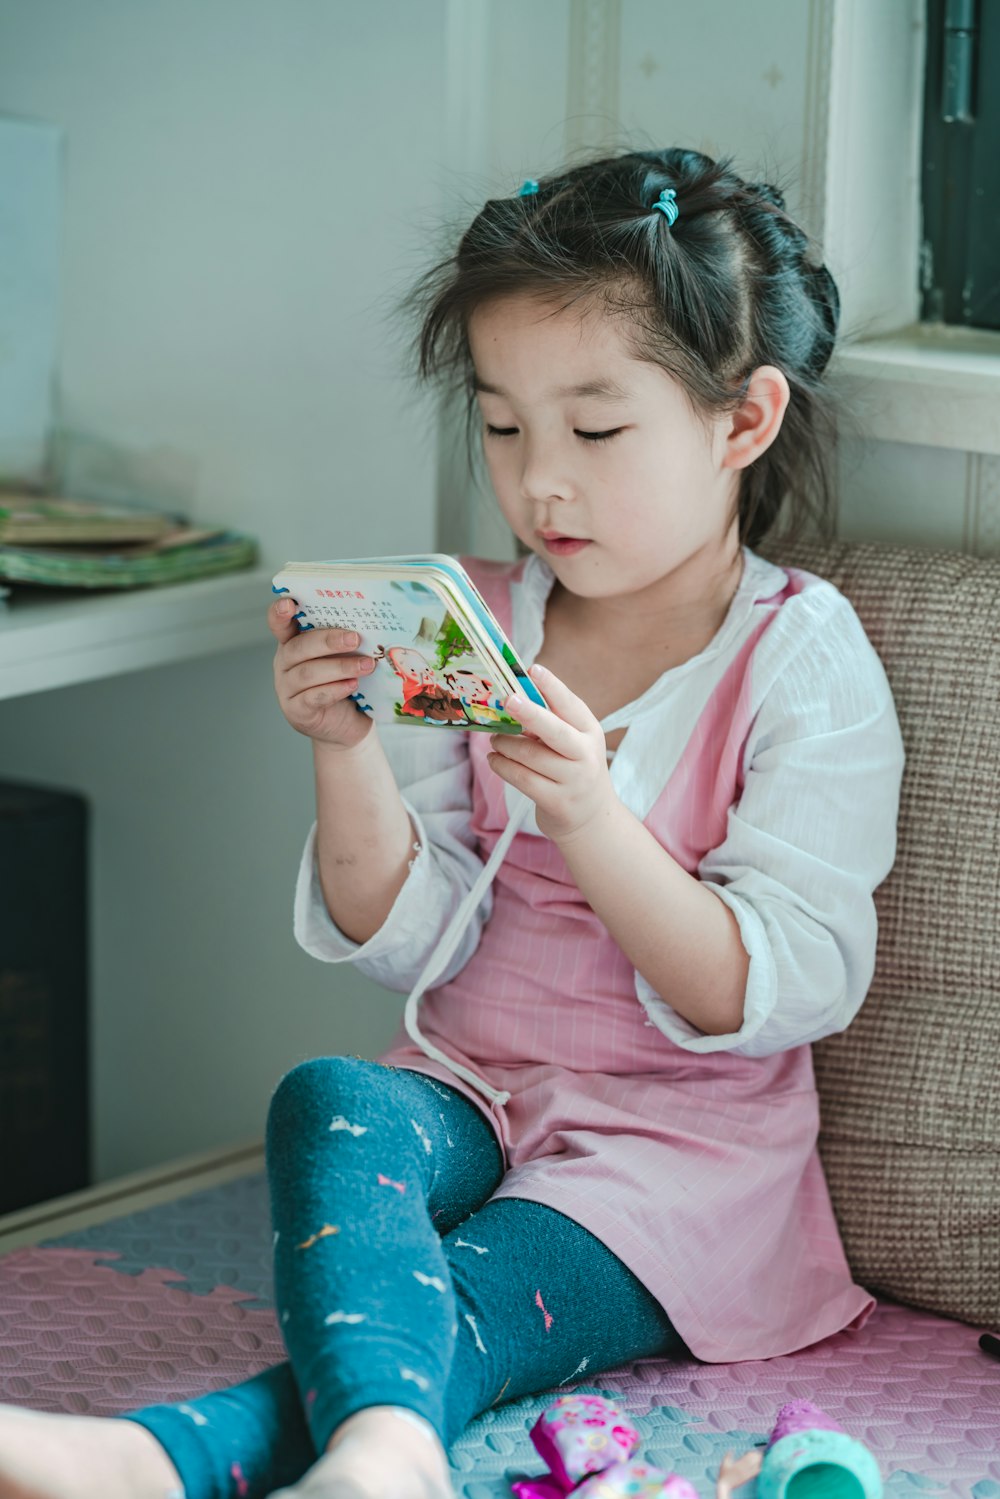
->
[756, 535, 1000, 1331]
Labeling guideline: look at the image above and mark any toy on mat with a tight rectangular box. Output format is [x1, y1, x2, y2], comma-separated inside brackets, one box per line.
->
[756, 1400, 883, 1499]
[508, 1394, 699, 1499]
[509, 1392, 883, 1499]
[572, 1461, 700, 1497]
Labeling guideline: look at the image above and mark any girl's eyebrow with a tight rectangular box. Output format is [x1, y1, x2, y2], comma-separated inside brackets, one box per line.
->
[472, 374, 632, 402]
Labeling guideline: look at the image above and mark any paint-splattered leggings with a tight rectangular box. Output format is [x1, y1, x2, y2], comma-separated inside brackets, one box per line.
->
[124, 1056, 684, 1499]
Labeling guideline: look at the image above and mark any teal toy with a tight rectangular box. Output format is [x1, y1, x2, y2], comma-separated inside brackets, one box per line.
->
[756, 1401, 883, 1499]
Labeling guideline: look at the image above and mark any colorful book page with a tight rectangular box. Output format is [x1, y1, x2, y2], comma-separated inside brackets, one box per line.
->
[309, 554, 547, 709]
[271, 563, 532, 732]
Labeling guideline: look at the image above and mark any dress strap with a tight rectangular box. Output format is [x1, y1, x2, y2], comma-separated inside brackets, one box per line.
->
[401, 790, 533, 1108]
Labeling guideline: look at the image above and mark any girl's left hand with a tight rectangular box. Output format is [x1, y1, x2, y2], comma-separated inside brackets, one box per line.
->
[486, 663, 617, 843]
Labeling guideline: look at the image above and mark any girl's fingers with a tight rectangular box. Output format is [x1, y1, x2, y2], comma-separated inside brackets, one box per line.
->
[489, 734, 564, 782]
[268, 597, 302, 643]
[505, 676, 591, 757]
[296, 680, 361, 710]
[287, 653, 374, 695]
[271, 613, 366, 668]
[269, 604, 374, 700]
[488, 751, 552, 795]
[527, 662, 597, 732]
[268, 598, 354, 656]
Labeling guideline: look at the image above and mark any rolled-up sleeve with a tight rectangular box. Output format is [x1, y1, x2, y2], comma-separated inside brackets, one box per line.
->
[636, 598, 906, 1056]
[293, 726, 492, 991]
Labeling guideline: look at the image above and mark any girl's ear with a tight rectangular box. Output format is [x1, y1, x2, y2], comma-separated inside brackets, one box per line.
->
[719, 365, 791, 472]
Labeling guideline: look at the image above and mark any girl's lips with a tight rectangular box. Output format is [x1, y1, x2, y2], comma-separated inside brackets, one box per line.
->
[541, 537, 591, 555]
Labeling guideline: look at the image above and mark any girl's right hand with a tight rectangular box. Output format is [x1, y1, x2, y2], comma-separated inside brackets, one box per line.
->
[269, 597, 376, 750]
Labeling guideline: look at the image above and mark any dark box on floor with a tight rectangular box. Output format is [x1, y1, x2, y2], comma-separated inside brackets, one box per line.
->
[0, 779, 90, 1213]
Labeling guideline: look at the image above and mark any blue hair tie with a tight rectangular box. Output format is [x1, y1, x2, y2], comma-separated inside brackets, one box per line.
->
[652, 187, 679, 226]
[517, 178, 539, 197]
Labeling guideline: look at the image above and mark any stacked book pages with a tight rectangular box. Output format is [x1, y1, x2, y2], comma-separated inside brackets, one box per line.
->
[0, 493, 258, 590]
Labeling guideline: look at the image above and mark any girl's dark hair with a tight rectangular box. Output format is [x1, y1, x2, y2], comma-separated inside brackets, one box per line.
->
[399, 146, 840, 550]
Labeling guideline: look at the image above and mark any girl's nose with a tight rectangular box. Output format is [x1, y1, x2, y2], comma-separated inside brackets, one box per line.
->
[518, 445, 574, 506]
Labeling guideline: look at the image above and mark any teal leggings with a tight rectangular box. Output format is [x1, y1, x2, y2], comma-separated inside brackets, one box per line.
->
[124, 1057, 685, 1498]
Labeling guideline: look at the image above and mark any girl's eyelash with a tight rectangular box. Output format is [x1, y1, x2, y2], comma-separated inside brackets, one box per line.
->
[484, 425, 622, 445]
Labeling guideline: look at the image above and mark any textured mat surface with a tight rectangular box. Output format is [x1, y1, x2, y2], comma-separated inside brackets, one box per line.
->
[0, 1171, 996, 1496]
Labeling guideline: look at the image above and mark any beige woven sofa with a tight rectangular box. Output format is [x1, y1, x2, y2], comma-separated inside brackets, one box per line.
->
[757, 535, 1000, 1333]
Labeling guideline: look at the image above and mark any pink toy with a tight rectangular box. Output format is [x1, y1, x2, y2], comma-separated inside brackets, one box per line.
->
[510, 1479, 566, 1499]
[769, 1399, 844, 1443]
[757, 1400, 883, 1498]
[509, 1394, 699, 1499]
[573, 1460, 700, 1498]
[509, 1390, 881, 1499]
[528, 1395, 641, 1488]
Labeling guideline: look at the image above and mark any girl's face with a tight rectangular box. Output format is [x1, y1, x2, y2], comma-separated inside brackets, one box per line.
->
[467, 292, 743, 607]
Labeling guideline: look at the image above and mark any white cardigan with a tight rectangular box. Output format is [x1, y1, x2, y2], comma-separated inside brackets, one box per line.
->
[294, 546, 906, 1062]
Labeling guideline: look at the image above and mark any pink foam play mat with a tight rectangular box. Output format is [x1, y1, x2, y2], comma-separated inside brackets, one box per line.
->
[0, 1171, 996, 1495]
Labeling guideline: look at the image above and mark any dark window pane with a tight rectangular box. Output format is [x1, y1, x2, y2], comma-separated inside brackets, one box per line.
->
[921, 0, 1000, 330]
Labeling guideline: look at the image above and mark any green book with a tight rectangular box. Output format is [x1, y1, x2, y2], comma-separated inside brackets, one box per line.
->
[0, 527, 258, 589]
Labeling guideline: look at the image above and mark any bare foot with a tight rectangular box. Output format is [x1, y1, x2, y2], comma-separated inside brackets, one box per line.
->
[270, 1405, 453, 1498]
[0, 1403, 183, 1499]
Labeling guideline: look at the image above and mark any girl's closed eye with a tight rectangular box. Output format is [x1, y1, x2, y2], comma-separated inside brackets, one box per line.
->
[485, 424, 623, 445]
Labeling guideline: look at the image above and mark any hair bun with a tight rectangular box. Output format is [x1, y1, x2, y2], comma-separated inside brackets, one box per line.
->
[749, 181, 786, 212]
[802, 262, 840, 374]
[811, 261, 840, 323]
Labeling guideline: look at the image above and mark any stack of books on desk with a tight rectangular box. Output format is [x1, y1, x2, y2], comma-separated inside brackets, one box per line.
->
[0, 493, 258, 590]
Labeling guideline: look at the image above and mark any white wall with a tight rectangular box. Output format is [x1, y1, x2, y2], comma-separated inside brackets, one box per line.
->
[0, 0, 449, 1179]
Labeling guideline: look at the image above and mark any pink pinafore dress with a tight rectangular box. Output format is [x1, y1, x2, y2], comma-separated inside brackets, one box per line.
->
[375, 558, 875, 1363]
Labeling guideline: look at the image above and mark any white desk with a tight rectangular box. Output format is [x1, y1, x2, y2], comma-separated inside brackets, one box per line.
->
[0, 566, 275, 701]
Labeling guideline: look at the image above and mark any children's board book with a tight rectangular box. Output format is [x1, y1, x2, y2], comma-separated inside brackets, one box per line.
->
[271, 555, 549, 734]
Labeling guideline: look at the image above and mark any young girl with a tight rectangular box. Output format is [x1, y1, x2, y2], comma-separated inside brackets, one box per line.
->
[0, 147, 905, 1499]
